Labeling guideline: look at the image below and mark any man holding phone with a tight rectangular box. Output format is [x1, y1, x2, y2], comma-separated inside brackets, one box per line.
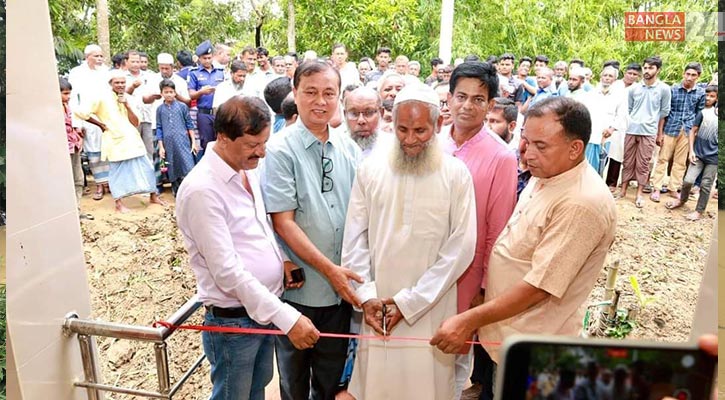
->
[176, 96, 319, 400]
[431, 97, 617, 367]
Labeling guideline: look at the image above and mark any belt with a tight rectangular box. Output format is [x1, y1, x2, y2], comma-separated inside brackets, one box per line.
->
[198, 108, 213, 115]
[205, 305, 249, 318]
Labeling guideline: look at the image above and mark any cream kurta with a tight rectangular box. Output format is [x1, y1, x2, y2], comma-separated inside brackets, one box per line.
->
[342, 149, 476, 400]
[480, 161, 617, 363]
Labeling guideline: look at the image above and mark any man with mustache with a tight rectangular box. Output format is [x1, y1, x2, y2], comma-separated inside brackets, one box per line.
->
[342, 83, 476, 400]
[176, 96, 320, 400]
[616, 56, 671, 208]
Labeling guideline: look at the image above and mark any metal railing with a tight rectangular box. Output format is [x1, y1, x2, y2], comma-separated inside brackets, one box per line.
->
[63, 295, 205, 399]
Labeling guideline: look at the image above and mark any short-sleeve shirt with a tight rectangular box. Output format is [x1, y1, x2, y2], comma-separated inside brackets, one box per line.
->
[479, 161, 616, 363]
[262, 121, 361, 307]
[692, 107, 717, 164]
[187, 66, 225, 109]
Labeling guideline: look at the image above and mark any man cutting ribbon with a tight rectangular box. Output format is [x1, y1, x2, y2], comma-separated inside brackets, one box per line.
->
[340, 83, 477, 400]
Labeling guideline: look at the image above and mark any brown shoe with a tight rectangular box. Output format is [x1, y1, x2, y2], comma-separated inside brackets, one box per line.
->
[461, 383, 482, 400]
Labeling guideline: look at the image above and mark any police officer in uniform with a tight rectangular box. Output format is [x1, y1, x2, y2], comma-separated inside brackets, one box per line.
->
[188, 40, 225, 155]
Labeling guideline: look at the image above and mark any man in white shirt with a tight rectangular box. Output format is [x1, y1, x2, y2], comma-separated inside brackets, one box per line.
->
[342, 84, 476, 400]
[68, 44, 110, 200]
[212, 60, 249, 110]
[176, 96, 320, 400]
[343, 87, 384, 158]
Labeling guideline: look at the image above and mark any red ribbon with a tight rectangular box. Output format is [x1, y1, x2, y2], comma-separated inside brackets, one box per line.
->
[153, 320, 500, 346]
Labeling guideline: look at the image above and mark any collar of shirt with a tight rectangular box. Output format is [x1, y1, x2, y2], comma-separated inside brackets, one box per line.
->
[205, 144, 241, 184]
[534, 159, 588, 188]
[674, 82, 699, 93]
[297, 120, 343, 150]
[640, 79, 661, 88]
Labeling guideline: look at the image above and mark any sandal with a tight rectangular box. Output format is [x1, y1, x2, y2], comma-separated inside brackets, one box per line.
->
[92, 191, 103, 201]
[685, 211, 701, 221]
[665, 200, 682, 210]
[79, 213, 95, 221]
[635, 197, 645, 208]
[649, 191, 660, 203]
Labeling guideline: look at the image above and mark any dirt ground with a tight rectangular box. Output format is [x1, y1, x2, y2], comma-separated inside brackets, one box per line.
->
[78, 183, 717, 400]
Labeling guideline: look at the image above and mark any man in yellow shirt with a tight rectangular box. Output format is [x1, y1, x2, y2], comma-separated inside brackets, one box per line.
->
[75, 70, 165, 212]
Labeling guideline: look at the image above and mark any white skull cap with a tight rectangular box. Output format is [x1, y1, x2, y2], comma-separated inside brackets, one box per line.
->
[157, 53, 174, 65]
[393, 83, 439, 108]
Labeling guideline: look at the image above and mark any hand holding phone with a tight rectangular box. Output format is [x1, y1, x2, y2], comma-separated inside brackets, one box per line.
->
[496, 335, 717, 400]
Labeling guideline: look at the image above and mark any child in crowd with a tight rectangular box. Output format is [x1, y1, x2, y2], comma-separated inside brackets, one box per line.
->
[156, 79, 198, 195]
[666, 85, 718, 220]
[60, 77, 93, 220]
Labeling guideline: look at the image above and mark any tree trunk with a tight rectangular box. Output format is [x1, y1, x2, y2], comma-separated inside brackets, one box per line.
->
[287, 0, 296, 53]
[96, 0, 110, 65]
[255, 16, 264, 48]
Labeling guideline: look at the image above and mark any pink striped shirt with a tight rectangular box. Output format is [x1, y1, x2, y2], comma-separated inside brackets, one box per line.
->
[441, 125, 518, 313]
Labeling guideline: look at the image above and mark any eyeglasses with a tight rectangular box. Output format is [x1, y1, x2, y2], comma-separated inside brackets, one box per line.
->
[439, 100, 448, 108]
[321, 155, 334, 193]
[345, 110, 378, 120]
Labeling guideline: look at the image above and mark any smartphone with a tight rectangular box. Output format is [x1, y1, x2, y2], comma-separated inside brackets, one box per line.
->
[290, 268, 305, 284]
[495, 335, 716, 400]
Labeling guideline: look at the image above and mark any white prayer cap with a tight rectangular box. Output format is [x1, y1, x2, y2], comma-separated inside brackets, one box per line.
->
[393, 83, 439, 108]
[107, 69, 126, 82]
[569, 67, 586, 79]
[157, 53, 174, 65]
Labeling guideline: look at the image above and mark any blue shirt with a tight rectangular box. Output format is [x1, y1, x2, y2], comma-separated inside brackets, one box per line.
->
[530, 84, 559, 106]
[627, 80, 671, 136]
[262, 121, 361, 307]
[662, 82, 705, 136]
[187, 66, 225, 109]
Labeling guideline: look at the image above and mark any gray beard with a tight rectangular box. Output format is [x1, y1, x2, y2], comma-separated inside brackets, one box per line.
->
[389, 134, 442, 176]
[352, 131, 378, 152]
[233, 81, 245, 91]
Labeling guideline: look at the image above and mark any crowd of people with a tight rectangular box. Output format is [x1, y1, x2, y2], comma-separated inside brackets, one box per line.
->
[60, 40, 718, 400]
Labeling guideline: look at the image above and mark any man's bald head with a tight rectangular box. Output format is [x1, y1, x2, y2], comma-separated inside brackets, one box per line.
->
[344, 87, 381, 109]
[344, 87, 382, 150]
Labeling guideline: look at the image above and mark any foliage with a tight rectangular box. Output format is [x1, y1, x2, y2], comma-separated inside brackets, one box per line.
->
[49, 0, 717, 82]
[629, 275, 657, 310]
[605, 309, 636, 339]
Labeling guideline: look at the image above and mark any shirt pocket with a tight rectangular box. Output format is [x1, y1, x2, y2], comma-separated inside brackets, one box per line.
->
[505, 209, 542, 260]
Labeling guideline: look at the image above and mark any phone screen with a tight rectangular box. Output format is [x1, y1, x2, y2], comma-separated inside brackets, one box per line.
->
[499, 340, 716, 400]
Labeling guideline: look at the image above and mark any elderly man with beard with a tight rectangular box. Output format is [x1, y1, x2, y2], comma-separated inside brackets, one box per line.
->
[341, 84, 476, 400]
[582, 66, 627, 176]
[439, 62, 518, 400]
[213, 60, 249, 110]
[343, 87, 383, 158]
[69, 44, 111, 200]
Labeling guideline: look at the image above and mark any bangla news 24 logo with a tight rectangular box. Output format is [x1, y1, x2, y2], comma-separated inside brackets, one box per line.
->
[624, 12, 720, 42]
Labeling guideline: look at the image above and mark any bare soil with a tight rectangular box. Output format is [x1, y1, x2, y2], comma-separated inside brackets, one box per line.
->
[79, 185, 717, 400]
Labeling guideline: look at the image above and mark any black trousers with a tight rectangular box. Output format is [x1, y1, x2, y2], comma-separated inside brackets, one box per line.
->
[471, 343, 495, 400]
[276, 301, 352, 400]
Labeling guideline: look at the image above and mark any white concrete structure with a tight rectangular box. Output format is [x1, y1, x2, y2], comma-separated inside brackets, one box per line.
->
[7, 1, 95, 399]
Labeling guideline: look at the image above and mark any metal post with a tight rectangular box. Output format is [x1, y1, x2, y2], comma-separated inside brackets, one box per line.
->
[78, 334, 101, 400]
[154, 342, 171, 395]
